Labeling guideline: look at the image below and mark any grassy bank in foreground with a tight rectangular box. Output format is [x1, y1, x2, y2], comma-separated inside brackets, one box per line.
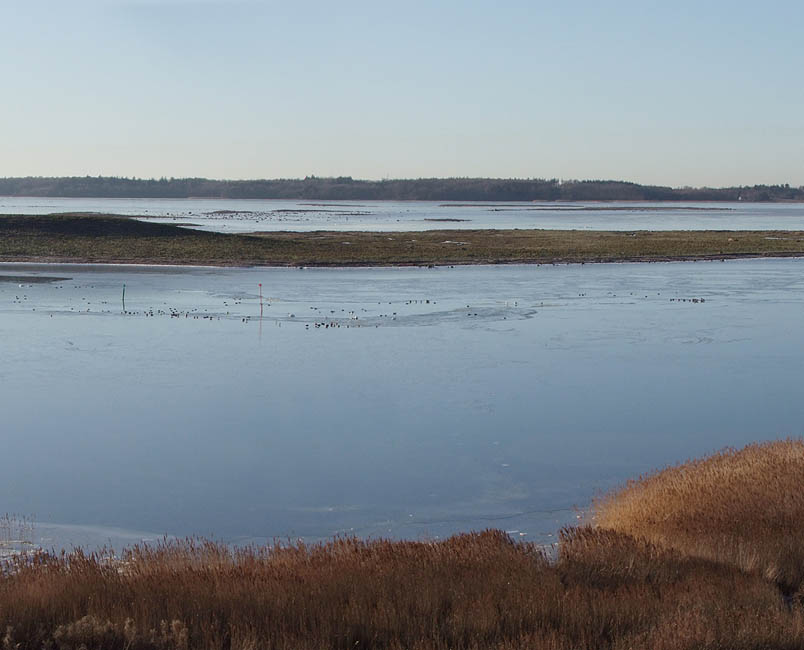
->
[3, 440, 804, 649]
[3, 213, 804, 266]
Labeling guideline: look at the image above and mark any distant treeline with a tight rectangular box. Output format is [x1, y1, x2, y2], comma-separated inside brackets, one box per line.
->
[0, 176, 802, 202]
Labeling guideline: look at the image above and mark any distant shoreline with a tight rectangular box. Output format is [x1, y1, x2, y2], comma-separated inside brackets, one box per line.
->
[4, 252, 804, 269]
[3, 196, 804, 204]
[1, 175, 802, 202]
[6, 252, 804, 269]
[3, 213, 804, 268]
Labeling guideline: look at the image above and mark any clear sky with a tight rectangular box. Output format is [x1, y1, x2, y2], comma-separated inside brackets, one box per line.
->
[2, 0, 802, 186]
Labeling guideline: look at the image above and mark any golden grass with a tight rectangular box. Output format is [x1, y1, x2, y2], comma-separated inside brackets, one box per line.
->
[4, 441, 804, 648]
[593, 439, 804, 593]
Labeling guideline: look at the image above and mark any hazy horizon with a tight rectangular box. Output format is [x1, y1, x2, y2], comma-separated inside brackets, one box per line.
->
[3, 1, 802, 186]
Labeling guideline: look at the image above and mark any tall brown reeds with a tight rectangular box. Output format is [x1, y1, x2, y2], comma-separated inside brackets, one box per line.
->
[1, 528, 803, 649]
[593, 438, 804, 593]
[2, 440, 804, 648]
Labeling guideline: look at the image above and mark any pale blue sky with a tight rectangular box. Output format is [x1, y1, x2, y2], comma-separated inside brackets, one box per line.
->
[2, 0, 802, 185]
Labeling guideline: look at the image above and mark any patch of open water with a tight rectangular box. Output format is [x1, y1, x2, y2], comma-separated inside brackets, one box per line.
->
[3, 197, 804, 232]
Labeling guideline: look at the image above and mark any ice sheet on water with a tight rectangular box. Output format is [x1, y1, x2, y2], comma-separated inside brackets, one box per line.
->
[3, 258, 804, 551]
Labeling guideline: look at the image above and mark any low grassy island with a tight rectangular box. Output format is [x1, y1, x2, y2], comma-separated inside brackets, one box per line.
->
[3, 439, 804, 649]
[3, 213, 804, 266]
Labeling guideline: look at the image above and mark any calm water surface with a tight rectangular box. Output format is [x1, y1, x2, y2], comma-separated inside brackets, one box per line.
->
[3, 197, 804, 232]
[2, 259, 804, 550]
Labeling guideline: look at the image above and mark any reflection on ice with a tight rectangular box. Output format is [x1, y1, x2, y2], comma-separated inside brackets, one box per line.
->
[0, 275, 69, 285]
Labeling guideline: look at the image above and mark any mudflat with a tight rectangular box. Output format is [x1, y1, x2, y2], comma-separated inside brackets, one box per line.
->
[3, 213, 804, 266]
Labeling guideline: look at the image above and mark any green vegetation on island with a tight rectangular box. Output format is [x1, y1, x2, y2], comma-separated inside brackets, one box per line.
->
[3, 213, 804, 267]
[1, 176, 802, 201]
[2, 440, 804, 649]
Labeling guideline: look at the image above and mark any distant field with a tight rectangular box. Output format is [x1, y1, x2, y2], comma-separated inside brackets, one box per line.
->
[3, 213, 804, 266]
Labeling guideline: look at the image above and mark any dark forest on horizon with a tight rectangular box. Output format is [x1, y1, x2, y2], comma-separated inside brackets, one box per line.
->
[0, 176, 802, 202]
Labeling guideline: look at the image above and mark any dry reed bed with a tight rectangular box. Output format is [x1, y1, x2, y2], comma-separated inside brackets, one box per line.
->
[3, 440, 804, 648]
[594, 439, 804, 592]
[2, 531, 803, 649]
